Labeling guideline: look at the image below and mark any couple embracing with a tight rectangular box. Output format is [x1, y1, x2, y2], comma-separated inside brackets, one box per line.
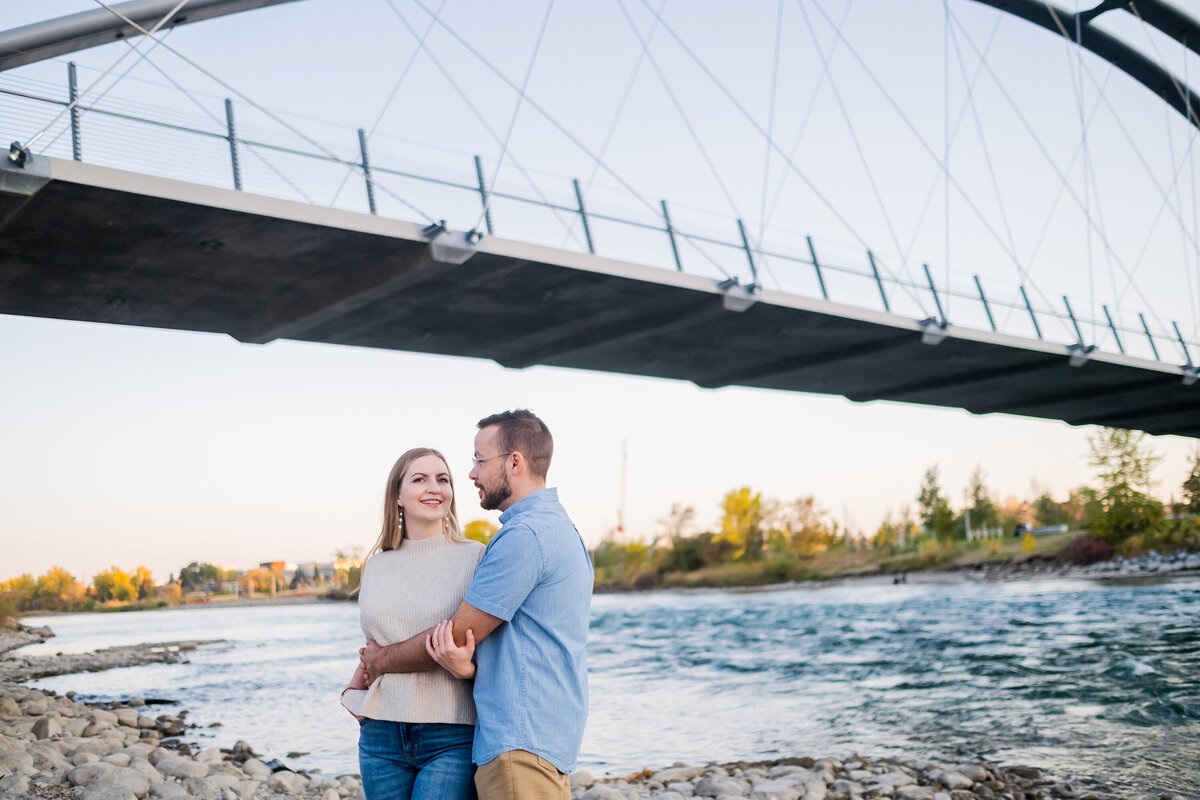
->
[340, 409, 593, 800]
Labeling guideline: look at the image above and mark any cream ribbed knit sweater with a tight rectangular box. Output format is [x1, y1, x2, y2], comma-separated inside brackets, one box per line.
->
[341, 535, 484, 724]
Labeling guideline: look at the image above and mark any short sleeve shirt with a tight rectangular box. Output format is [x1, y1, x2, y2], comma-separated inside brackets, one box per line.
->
[464, 488, 593, 773]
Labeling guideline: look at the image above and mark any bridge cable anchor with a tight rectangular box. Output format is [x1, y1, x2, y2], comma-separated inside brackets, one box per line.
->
[919, 317, 949, 346]
[1067, 343, 1096, 368]
[7, 141, 31, 168]
[717, 278, 759, 312]
[1183, 366, 1199, 387]
[422, 220, 480, 266]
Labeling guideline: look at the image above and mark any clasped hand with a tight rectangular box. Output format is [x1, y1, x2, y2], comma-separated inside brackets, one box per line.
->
[425, 619, 476, 679]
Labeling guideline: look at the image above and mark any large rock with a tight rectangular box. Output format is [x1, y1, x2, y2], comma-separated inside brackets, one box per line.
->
[242, 758, 271, 779]
[93, 766, 151, 798]
[571, 769, 596, 789]
[128, 758, 164, 786]
[153, 756, 208, 780]
[694, 776, 749, 797]
[749, 778, 803, 800]
[656, 766, 708, 783]
[194, 747, 224, 763]
[31, 715, 62, 740]
[0, 772, 30, 797]
[148, 782, 190, 799]
[80, 785, 138, 800]
[895, 787, 934, 800]
[580, 786, 626, 800]
[268, 770, 309, 793]
[934, 771, 972, 790]
[0, 748, 35, 775]
[0, 698, 22, 721]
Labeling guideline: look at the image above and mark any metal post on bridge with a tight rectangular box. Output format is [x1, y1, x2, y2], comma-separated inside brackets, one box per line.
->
[1063, 295, 1086, 347]
[357, 129, 376, 215]
[1173, 321, 1194, 366]
[1020, 286, 1042, 340]
[806, 236, 829, 300]
[974, 275, 996, 331]
[1139, 313, 1161, 360]
[572, 179, 595, 254]
[473, 155, 493, 235]
[224, 99, 241, 191]
[661, 200, 683, 272]
[67, 62, 81, 162]
[922, 263, 946, 324]
[867, 251, 889, 313]
[736, 218, 757, 286]
[1102, 305, 1124, 354]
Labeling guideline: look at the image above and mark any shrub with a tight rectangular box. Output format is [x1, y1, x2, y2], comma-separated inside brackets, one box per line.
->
[1065, 536, 1113, 566]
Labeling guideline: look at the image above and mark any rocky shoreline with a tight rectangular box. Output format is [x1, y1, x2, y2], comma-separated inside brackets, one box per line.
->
[953, 549, 1200, 583]
[0, 625, 1175, 800]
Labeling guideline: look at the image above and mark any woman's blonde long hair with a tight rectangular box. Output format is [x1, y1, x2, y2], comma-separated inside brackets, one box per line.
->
[368, 447, 467, 555]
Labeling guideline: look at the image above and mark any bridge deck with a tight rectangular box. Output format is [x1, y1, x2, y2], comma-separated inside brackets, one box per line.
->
[2, 157, 1196, 438]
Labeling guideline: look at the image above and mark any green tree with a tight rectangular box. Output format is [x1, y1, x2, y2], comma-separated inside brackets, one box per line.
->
[1087, 427, 1165, 543]
[917, 466, 956, 539]
[963, 466, 1001, 534]
[719, 488, 764, 560]
[1183, 448, 1200, 513]
[463, 519, 499, 544]
[1032, 492, 1069, 527]
[179, 562, 222, 591]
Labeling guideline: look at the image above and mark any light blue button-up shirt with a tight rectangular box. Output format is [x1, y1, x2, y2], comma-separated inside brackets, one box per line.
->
[464, 487, 593, 773]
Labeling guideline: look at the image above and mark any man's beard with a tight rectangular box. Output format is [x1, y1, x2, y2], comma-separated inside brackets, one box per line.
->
[479, 471, 513, 511]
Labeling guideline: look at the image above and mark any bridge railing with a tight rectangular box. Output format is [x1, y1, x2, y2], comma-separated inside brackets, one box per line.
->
[3, 65, 1197, 369]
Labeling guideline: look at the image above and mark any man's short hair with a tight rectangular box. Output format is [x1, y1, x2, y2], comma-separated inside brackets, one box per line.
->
[477, 409, 553, 480]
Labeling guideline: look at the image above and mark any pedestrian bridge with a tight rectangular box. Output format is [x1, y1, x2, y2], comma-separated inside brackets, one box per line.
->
[2, 154, 1196, 438]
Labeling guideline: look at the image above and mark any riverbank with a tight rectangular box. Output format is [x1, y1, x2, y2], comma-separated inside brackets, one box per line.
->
[0, 627, 1172, 800]
[596, 541, 1200, 593]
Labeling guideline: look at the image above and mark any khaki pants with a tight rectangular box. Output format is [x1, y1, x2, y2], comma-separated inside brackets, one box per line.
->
[475, 749, 570, 800]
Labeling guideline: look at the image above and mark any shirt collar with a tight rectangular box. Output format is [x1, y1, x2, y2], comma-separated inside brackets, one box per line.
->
[498, 487, 557, 524]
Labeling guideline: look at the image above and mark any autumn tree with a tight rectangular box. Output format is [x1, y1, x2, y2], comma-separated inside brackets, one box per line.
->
[93, 567, 137, 603]
[463, 519, 499, 544]
[719, 487, 764, 560]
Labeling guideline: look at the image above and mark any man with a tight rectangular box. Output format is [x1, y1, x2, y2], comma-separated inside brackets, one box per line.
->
[361, 409, 593, 800]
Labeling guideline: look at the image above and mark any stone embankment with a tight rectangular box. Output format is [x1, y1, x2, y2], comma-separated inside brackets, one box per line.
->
[0, 681, 363, 800]
[961, 549, 1200, 583]
[571, 759, 1127, 800]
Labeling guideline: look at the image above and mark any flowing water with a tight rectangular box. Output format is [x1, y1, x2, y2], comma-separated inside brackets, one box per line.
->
[22, 575, 1200, 796]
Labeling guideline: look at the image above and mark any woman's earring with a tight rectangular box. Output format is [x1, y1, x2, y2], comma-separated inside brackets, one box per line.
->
[443, 513, 450, 534]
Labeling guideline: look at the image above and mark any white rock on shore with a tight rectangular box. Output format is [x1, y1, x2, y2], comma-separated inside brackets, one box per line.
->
[0, 681, 365, 799]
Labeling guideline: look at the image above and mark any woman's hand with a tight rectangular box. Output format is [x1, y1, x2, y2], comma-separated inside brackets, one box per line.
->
[425, 619, 476, 679]
[341, 659, 369, 721]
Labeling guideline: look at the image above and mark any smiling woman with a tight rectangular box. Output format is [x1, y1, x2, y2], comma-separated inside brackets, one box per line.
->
[339, 447, 485, 800]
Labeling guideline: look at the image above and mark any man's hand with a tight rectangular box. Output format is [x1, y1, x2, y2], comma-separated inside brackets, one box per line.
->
[426, 619, 476, 679]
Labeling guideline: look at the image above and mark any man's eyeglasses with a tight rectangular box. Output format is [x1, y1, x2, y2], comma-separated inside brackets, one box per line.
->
[471, 452, 513, 468]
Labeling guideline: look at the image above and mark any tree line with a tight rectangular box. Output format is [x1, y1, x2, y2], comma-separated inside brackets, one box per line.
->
[592, 428, 1200, 589]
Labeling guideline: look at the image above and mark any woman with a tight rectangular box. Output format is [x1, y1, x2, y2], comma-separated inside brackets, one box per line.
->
[341, 448, 483, 800]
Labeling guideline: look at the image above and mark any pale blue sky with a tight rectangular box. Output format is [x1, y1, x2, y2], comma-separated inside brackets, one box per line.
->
[2, 0, 1198, 581]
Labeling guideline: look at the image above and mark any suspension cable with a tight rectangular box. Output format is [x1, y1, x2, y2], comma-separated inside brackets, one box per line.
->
[23, 0, 189, 150]
[473, 0, 555, 234]
[328, 0, 450, 208]
[84, 0, 439, 224]
[381, 0, 580, 238]
[560, 0, 666, 250]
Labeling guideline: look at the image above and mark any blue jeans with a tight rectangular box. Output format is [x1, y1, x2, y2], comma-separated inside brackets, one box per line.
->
[359, 719, 476, 800]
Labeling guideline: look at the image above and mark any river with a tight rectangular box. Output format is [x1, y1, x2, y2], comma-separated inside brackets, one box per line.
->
[21, 574, 1200, 796]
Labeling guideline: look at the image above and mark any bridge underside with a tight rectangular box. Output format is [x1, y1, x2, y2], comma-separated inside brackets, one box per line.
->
[1, 157, 1197, 438]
